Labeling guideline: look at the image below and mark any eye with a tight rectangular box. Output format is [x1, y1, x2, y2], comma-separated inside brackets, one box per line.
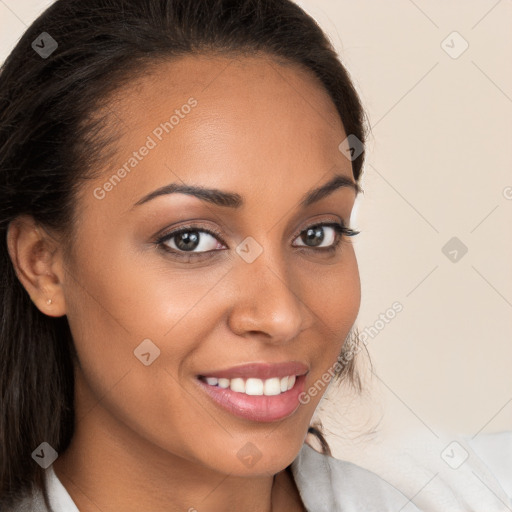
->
[292, 222, 359, 251]
[157, 226, 225, 255]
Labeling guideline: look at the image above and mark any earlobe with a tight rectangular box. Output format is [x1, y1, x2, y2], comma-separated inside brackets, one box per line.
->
[6, 214, 66, 317]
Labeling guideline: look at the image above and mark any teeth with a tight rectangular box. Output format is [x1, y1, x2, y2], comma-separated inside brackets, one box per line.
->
[263, 377, 281, 396]
[230, 378, 245, 393]
[202, 375, 297, 396]
[218, 378, 230, 388]
[245, 378, 263, 395]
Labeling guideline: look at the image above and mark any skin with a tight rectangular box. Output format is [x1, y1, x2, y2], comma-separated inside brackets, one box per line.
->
[7, 54, 361, 511]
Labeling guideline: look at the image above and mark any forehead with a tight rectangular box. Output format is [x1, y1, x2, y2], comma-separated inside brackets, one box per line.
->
[111, 52, 342, 124]
[82, 53, 354, 215]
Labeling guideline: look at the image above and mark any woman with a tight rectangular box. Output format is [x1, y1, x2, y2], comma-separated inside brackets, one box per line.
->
[0, 1, 506, 511]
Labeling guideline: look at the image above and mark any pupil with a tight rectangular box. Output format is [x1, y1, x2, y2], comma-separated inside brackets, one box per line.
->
[303, 226, 324, 247]
[176, 231, 200, 251]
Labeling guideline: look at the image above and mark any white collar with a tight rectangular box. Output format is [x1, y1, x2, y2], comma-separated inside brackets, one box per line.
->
[45, 464, 79, 512]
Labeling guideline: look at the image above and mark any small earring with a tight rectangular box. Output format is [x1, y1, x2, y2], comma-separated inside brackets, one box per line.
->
[46, 298, 52, 305]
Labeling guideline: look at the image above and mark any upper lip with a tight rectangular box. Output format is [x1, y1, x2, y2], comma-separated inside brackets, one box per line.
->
[198, 361, 309, 380]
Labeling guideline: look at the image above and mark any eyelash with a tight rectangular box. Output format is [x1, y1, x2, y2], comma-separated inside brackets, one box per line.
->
[155, 221, 360, 261]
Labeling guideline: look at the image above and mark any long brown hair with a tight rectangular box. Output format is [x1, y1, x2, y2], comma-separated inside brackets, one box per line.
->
[0, 0, 368, 507]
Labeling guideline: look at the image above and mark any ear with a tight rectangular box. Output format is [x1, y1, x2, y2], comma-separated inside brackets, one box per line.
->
[6, 214, 67, 317]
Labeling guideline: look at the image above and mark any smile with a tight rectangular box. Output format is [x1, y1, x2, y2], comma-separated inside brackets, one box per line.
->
[198, 375, 296, 396]
[196, 370, 310, 424]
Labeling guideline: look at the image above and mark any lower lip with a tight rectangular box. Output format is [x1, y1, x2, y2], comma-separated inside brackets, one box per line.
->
[196, 375, 307, 422]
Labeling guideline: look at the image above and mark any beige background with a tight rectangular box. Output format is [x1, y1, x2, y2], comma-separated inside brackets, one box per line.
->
[2, 0, 511, 479]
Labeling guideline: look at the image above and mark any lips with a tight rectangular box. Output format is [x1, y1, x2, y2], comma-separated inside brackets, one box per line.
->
[196, 373, 308, 422]
[197, 361, 309, 380]
[195, 361, 310, 422]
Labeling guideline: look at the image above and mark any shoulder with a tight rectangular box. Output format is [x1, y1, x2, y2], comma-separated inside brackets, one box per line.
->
[291, 442, 422, 512]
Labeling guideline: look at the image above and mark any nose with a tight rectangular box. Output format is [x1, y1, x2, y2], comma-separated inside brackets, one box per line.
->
[226, 250, 313, 344]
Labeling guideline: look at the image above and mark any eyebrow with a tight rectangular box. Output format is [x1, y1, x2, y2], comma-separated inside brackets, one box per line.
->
[132, 173, 360, 210]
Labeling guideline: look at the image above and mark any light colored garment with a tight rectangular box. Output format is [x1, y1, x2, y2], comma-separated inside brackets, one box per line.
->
[4, 434, 512, 511]
[4, 442, 421, 512]
[333, 429, 512, 512]
[291, 442, 421, 511]
[465, 431, 512, 505]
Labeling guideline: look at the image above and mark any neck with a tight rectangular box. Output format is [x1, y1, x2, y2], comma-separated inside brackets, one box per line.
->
[51, 371, 304, 512]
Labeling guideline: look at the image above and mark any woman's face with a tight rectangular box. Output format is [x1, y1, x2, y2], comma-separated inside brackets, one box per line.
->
[61, 54, 361, 476]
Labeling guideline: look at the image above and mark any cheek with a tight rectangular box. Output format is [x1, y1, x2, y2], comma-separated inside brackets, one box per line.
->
[61, 238, 236, 441]
[61, 263, 226, 465]
[298, 246, 360, 400]
[63, 232, 229, 352]
[301, 244, 360, 340]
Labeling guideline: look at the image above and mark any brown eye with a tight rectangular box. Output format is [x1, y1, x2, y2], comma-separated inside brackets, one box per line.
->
[158, 227, 224, 254]
[293, 224, 338, 249]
